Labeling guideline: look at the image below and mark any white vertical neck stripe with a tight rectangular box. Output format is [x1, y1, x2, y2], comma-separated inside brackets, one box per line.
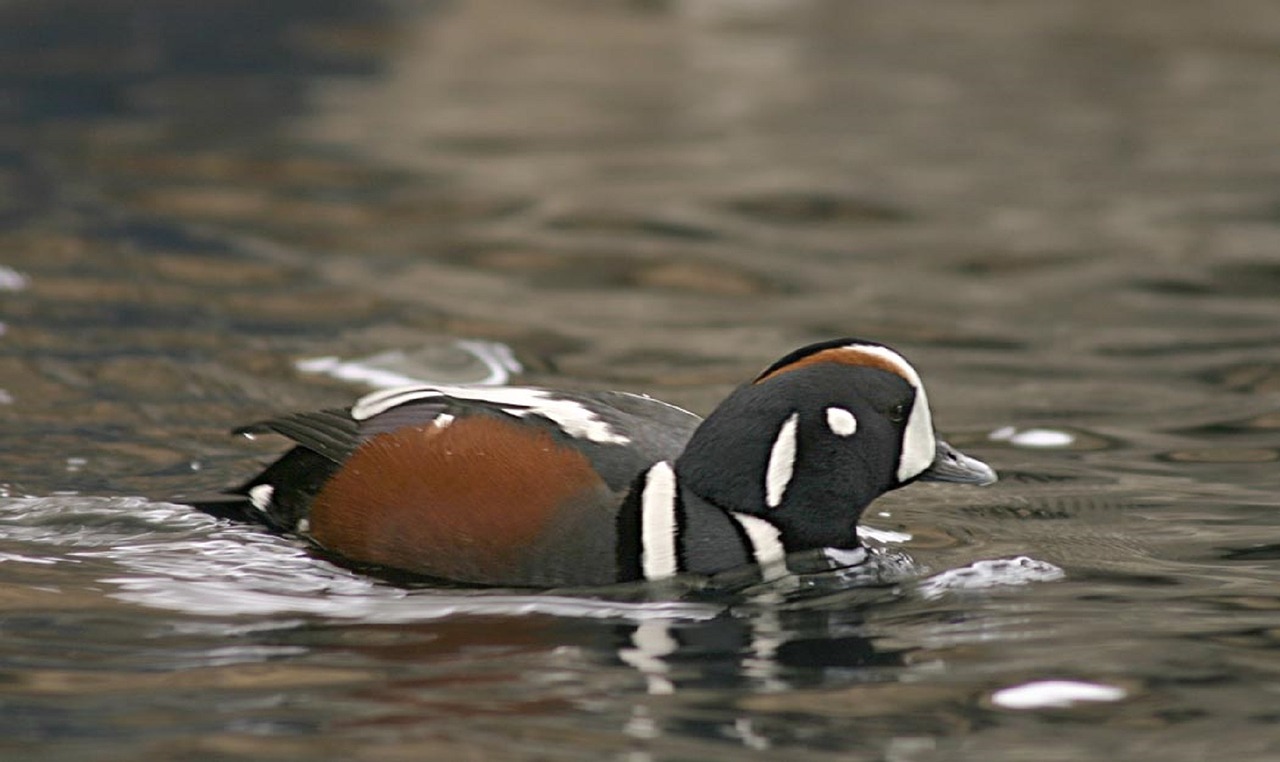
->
[247, 484, 274, 512]
[732, 513, 786, 566]
[764, 412, 799, 508]
[640, 462, 680, 581]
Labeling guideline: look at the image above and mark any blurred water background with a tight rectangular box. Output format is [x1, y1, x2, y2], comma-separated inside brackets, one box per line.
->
[2, 1, 1280, 759]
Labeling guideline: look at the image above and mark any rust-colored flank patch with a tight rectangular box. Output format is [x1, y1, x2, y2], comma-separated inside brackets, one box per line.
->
[754, 346, 909, 385]
[308, 415, 608, 582]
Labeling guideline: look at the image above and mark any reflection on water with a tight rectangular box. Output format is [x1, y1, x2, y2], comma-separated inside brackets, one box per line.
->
[295, 338, 523, 388]
[2, 0, 1280, 759]
[990, 679, 1126, 710]
[0, 496, 1062, 624]
[0, 492, 1065, 755]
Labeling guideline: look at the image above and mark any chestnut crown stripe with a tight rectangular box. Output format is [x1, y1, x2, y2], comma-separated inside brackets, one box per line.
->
[754, 342, 937, 482]
[754, 343, 913, 385]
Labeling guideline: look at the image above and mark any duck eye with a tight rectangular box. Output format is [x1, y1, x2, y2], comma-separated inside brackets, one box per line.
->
[887, 403, 908, 423]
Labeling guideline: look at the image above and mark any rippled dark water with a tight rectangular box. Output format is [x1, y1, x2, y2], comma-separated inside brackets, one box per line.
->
[3, 1, 1280, 759]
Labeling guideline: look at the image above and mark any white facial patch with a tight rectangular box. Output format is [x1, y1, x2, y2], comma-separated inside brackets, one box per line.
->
[640, 462, 680, 581]
[843, 343, 936, 481]
[247, 484, 274, 512]
[764, 412, 799, 508]
[351, 385, 630, 445]
[825, 406, 858, 437]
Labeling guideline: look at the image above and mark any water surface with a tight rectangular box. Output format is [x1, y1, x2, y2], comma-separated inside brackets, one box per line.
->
[2, 1, 1280, 759]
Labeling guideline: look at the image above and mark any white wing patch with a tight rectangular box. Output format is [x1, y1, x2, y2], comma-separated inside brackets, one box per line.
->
[764, 412, 799, 508]
[350, 385, 630, 445]
[825, 406, 858, 437]
[640, 462, 680, 581]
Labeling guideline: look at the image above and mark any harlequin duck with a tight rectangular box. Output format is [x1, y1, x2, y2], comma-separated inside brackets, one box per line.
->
[195, 339, 995, 587]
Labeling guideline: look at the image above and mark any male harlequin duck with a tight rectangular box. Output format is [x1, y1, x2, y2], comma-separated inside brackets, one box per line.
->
[194, 339, 996, 587]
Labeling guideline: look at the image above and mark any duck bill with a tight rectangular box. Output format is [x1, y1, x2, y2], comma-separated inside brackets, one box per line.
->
[918, 440, 997, 485]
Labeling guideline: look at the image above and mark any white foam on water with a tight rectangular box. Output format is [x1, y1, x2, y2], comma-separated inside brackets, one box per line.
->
[919, 556, 1065, 599]
[991, 679, 1126, 709]
[297, 338, 522, 388]
[989, 426, 1076, 448]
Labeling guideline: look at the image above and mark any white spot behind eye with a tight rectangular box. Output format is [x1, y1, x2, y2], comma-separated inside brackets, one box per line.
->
[825, 407, 858, 437]
[764, 413, 799, 508]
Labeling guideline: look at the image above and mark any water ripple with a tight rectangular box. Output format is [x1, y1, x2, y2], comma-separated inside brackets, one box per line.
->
[2, 497, 721, 623]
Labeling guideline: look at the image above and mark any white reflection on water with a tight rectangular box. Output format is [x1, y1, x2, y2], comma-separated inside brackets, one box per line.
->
[1, 496, 1062, 627]
[0, 265, 29, 292]
[857, 526, 912, 544]
[918, 556, 1065, 599]
[989, 426, 1077, 448]
[991, 679, 1126, 710]
[916, 558, 1064, 599]
[92, 531, 719, 623]
[0, 497, 718, 624]
[296, 338, 522, 388]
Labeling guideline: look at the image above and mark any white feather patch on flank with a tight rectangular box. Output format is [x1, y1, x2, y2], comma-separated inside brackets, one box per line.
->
[843, 343, 936, 481]
[247, 484, 274, 512]
[351, 385, 630, 445]
[640, 462, 680, 581]
[764, 412, 800, 508]
[732, 513, 786, 566]
[825, 406, 858, 437]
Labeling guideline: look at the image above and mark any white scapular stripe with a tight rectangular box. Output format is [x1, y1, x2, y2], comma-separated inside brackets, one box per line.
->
[764, 412, 799, 508]
[843, 343, 936, 481]
[825, 406, 858, 437]
[247, 484, 274, 512]
[351, 385, 630, 445]
[640, 462, 680, 580]
[732, 513, 786, 566]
